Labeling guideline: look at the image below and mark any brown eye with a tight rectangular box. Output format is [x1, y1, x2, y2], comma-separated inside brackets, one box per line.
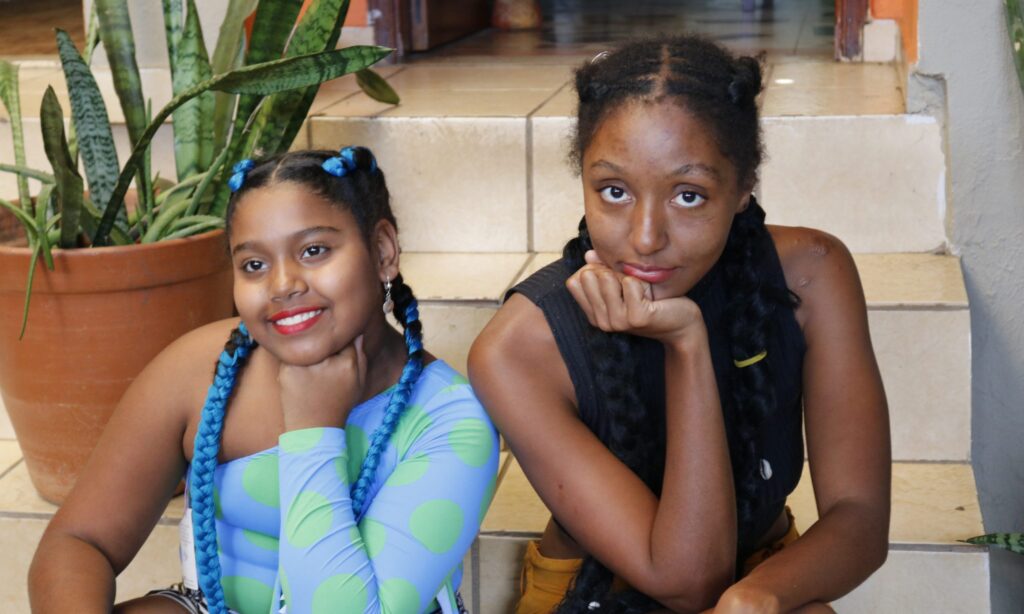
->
[672, 191, 706, 209]
[242, 259, 265, 273]
[599, 186, 631, 204]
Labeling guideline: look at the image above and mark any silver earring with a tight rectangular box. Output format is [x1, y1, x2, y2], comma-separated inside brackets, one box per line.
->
[382, 278, 394, 314]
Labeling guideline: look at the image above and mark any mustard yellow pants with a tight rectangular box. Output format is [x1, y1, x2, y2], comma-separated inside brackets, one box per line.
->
[515, 508, 800, 614]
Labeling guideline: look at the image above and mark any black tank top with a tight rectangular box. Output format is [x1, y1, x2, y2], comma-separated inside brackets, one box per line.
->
[509, 225, 806, 560]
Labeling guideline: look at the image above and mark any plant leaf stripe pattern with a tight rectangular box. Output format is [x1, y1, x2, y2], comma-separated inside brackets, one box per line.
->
[56, 29, 120, 213]
[93, 45, 391, 245]
[187, 332, 499, 612]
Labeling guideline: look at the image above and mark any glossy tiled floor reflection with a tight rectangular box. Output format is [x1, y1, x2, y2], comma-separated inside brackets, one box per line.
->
[0, 0, 85, 58]
[413, 0, 835, 63]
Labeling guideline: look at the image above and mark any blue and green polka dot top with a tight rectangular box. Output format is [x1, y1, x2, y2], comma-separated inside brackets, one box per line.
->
[184, 360, 500, 613]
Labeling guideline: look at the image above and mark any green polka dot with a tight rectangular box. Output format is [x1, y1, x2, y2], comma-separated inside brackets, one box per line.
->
[479, 472, 498, 523]
[281, 428, 325, 453]
[222, 576, 274, 613]
[312, 574, 367, 613]
[410, 499, 463, 553]
[213, 486, 223, 520]
[441, 373, 470, 394]
[346, 424, 370, 480]
[380, 578, 421, 612]
[449, 419, 494, 467]
[393, 404, 432, 457]
[385, 453, 429, 486]
[243, 529, 278, 551]
[242, 454, 279, 507]
[333, 455, 349, 485]
[359, 517, 387, 559]
[285, 491, 334, 548]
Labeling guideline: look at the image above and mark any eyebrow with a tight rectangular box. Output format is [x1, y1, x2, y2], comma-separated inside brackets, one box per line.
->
[590, 159, 723, 180]
[231, 225, 341, 255]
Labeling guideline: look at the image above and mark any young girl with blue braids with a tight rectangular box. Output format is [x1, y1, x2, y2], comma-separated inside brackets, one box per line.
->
[470, 36, 890, 613]
[29, 147, 499, 614]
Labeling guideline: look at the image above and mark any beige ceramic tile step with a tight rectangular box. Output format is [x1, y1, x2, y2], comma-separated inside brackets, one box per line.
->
[0, 440, 183, 613]
[477, 457, 988, 614]
[512, 251, 971, 463]
[530, 99, 947, 255]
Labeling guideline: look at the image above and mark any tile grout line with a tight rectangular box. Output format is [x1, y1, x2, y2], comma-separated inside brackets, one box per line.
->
[0, 457, 23, 482]
[524, 82, 572, 254]
[526, 115, 534, 252]
[471, 538, 481, 613]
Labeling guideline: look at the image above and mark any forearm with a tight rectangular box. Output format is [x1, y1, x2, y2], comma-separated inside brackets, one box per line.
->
[649, 332, 736, 607]
[29, 533, 117, 613]
[725, 500, 888, 610]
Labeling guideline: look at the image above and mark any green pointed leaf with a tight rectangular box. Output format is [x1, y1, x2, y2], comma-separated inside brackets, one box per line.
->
[0, 164, 54, 184]
[18, 245, 41, 339]
[94, 45, 392, 244]
[251, 0, 354, 155]
[965, 532, 1024, 554]
[95, 0, 153, 220]
[1009, 0, 1024, 95]
[0, 197, 39, 236]
[56, 29, 120, 213]
[40, 87, 85, 248]
[34, 185, 56, 270]
[0, 60, 31, 210]
[163, 0, 183, 69]
[227, 0, 305, 160]
[210, 0, 258, 153]
[356, 68, 400, 104]
[166, 0, 215, 179]
[95, 0, 147, 149]
[162, 217, 224, 240]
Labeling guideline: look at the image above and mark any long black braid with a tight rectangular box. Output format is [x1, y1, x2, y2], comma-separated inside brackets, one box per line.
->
[554, 36, 797, 613]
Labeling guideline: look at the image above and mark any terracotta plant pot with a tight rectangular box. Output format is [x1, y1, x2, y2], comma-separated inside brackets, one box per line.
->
[0, 230, 234, 504]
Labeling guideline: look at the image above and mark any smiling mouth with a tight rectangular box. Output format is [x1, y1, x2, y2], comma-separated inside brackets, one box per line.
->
[269, 308, 325, 335]
[621, 263, 676, 284]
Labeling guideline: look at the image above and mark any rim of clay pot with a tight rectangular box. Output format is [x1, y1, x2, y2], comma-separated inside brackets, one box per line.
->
[0, 229, 231, 294]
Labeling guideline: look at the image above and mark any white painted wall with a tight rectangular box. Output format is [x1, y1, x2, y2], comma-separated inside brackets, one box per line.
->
[912, 2, 1024, 612]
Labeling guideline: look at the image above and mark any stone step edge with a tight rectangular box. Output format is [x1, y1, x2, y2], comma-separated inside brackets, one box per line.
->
[400, 252, 968, 309]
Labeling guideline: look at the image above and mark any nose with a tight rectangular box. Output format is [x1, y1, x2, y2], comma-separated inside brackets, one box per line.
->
[629, 197, 668, 256]
[270, 260, 308, 301]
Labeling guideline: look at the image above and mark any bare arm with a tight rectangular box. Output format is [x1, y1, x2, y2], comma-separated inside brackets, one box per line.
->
[28, 320, 231, 612]
[713, 229, 891, 612]
[470, 274, 735, 611]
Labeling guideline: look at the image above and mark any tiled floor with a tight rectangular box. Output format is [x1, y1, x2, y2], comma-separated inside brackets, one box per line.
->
[415, 0, 835, 63]
[0, 0, 85, 58]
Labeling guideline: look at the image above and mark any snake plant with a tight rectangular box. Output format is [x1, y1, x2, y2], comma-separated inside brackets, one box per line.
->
[0, 0, 399, 336]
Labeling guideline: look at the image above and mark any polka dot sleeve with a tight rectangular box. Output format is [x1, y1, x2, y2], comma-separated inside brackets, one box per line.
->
[276, 367, 500, 613]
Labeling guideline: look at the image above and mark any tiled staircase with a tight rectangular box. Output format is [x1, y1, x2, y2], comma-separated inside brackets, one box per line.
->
[0, 55, 989, 612]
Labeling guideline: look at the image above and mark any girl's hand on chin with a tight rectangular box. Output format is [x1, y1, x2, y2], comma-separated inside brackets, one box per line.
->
[278, 335, 367, 431]
[566, 250, 705, 346]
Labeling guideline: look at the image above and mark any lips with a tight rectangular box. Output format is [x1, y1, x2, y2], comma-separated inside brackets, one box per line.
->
[621, 263, 677, 284]
[269, 306, 325, 335]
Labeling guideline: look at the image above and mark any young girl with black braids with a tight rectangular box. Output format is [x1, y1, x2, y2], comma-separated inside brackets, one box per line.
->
[30, 147, 499, 614]
[469, 36, 890, 614]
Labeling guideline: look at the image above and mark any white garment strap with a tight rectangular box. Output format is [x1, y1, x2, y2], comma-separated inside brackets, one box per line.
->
[178, 504, 200, 591]
[436, 579, 459, 614]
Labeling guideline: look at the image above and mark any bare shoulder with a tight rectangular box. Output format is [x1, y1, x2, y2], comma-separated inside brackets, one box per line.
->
[767, 225, 865, 329]
[127, 317, 242, 419]
[468, 293, 576, 420]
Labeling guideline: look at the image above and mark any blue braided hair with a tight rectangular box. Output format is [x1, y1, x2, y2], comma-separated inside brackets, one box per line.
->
[227, 159, 254, 193]
[190, 323, 256, 614]
[193, 147, 425, 609]
[350, 276, 424, 519]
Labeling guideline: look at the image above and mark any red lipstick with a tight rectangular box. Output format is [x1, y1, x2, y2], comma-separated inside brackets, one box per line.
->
[269, 306, 324, 335]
